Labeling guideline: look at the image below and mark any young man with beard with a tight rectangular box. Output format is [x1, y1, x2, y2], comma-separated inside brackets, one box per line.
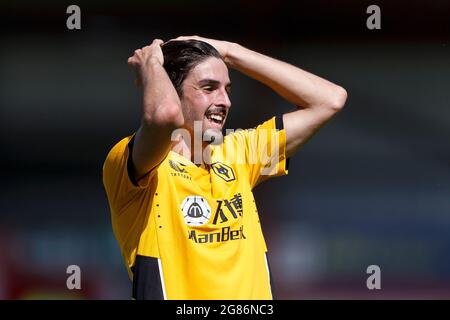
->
[103, 36, 347, 299]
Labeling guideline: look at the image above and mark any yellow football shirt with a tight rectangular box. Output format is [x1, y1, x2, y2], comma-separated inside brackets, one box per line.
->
[103, 116, 288, 299]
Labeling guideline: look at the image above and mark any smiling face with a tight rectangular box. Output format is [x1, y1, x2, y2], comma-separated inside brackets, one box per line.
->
[180, 57, 232, 135]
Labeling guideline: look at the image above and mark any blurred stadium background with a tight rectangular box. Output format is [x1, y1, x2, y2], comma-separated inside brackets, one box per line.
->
[0, 0, 449, 299]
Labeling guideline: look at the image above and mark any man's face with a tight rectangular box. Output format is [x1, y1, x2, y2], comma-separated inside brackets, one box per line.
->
[180, 57, 232, 135]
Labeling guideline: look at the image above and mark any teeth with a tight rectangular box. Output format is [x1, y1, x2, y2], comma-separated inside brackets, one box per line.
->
[210, 114, 223, 122]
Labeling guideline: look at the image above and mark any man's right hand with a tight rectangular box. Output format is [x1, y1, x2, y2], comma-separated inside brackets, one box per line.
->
[128, 39, 164, 87]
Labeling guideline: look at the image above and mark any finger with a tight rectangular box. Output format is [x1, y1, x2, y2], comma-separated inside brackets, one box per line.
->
[151, 39, 164, 46]
[127, 56, 138, 66]
[133, 49, 143, 58]
[162, 39, 175, 46]
[140, 45, 151, 55]
[163, 37, 187, 46]
[178, 35, 199, 39]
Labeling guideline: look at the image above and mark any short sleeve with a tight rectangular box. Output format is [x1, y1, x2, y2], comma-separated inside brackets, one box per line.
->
[225, 116, 289, 189]
[102, 135, 155, 214]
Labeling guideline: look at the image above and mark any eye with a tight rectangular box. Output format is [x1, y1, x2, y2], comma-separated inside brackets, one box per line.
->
[203, 86, 214, 92]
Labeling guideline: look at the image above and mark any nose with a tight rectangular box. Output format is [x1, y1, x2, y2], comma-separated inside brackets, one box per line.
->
[215, 88, 231, 109]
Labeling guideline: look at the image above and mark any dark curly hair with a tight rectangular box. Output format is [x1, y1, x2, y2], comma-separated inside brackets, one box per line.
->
[161, 40, 223, 97]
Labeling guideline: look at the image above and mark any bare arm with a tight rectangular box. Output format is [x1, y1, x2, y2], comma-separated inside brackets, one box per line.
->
[127, 39, 184, 181]
[225, 43, 347, 158]
[174, 36, 347, 158]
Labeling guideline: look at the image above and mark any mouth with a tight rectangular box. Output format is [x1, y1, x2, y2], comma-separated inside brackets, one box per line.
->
[205, 107, 226, 127]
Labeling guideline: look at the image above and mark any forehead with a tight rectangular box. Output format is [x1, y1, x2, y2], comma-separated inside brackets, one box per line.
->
[186, 57, 230, 84]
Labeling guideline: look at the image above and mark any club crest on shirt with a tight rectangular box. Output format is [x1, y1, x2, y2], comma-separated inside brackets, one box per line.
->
[211, 162, 235, 182]
[180, 195, 212, 226]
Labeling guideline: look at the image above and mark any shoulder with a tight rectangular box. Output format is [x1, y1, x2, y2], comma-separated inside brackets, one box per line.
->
[102, 135, 135, 186]
[105, 135, 134, 159]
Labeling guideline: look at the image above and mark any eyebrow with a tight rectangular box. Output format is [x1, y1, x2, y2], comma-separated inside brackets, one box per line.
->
[198, 79, 232, 89]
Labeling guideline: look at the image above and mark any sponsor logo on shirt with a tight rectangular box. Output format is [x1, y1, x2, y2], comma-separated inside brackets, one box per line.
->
[188, 226, 246, 244]
[185, 193, 247, 244]
[212, 193, 243, 224]
[180, 195, 211, 226]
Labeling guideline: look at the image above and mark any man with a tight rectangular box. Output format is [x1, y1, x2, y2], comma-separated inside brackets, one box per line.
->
[103, 36, 347, 300]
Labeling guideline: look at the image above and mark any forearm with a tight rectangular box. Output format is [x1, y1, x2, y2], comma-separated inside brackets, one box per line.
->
[133, 58, 183, 179]
[142, 59, 183, 126]
[225, 43, 346, 110]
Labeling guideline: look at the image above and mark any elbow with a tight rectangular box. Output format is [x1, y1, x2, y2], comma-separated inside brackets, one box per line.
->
[143, 102, 184, 128]
[328, 86, 347, 112]
[160, 102, 185, 127]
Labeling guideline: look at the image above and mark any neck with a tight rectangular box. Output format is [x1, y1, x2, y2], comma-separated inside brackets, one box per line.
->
[171, 134, 211, 166]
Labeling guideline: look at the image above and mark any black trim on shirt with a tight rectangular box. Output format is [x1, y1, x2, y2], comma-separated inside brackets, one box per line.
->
[275, 115, 290, 170]
[127, 136, 139, 187]
[131, 255, 164, 300]
[275, 115, 284, 131]
[266, 254, 277, 300]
